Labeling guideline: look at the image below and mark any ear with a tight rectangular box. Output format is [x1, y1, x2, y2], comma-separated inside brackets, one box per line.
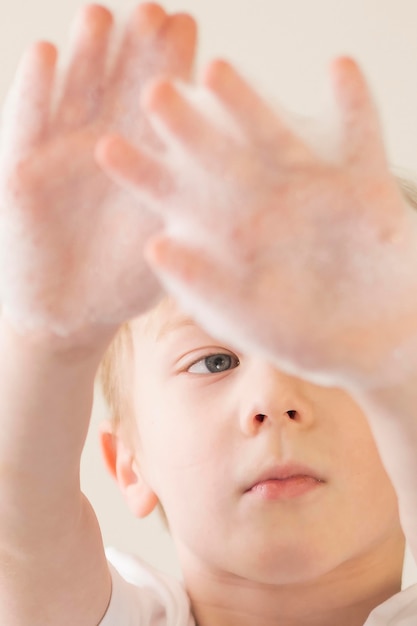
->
[99, 419, 159, 518]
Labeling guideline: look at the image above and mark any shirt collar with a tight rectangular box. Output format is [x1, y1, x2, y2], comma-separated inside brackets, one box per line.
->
[402, 544, 417, 589]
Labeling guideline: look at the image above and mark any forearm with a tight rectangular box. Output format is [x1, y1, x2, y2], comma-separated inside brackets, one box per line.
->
[0, 318, 103, 537]
[0, 317, 111, 625]
[351, 353, 417, 562]
[0, 494, 111, 626]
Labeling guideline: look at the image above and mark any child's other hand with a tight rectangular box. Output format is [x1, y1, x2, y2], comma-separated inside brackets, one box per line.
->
[0, 3, 196, 348]
[98, 58, 417, 386]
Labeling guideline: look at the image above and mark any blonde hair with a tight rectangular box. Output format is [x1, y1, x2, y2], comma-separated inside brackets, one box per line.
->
[99, 321, 134, 435]
[98, 297, 178, 435]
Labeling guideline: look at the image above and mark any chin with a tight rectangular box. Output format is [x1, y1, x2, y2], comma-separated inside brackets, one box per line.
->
[241, 540, 335, 585]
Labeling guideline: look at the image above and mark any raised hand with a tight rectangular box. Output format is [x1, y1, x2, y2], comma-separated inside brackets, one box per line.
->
[97, 58, 417, 387]
[0, 3, 196, 348]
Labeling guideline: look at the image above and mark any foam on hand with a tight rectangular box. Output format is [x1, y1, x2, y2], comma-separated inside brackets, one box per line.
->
[0, 5, 197, 339]
[140, 72, 417, 389]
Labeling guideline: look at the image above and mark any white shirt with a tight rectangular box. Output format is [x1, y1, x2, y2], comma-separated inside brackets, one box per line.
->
[100, 545, 417, 625]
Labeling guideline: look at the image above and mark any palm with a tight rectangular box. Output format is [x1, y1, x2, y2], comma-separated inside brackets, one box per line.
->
[98, 58, 417, 385]
[0, 4, 196, 340]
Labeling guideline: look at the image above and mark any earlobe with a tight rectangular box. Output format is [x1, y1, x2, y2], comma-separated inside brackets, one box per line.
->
[99, 420, 159, 518]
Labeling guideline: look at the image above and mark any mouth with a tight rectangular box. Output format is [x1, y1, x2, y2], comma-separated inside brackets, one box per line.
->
[245, 463, 325, 501]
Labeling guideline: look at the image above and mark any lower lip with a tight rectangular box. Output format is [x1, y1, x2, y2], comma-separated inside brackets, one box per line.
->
[248, 476, 322, 500]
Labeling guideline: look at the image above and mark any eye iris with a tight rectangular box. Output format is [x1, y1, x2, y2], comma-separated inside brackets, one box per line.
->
[206, 354, 232, 373]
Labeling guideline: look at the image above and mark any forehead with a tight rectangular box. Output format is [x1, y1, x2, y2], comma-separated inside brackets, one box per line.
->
[131, 297, 198, 343]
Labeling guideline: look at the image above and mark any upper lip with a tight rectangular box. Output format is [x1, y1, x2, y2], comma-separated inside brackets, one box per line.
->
[244, 462, 325, 492]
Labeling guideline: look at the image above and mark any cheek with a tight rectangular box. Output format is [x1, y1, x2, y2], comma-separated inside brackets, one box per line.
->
[344, 426, 389, 485]
[318, 397, 400, 526]
[337, 428, 399, 527]
[137, 411, 233, 536]
[134, 386, 233, 489]
[327, 396, 388, 486]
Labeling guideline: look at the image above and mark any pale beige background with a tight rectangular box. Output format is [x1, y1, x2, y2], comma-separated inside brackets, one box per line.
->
[1, 0, 417, 578]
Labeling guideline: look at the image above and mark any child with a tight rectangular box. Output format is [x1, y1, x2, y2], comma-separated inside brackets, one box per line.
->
[1, 3, 417, 626]
[97, 296, 417, 626]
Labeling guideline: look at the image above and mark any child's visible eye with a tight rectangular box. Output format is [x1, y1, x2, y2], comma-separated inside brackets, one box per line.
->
[188, 352, 240, 374]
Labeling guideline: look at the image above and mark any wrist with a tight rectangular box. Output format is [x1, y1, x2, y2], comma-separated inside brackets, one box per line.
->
[345, 329, 417, 409]
[0, 312, 116, 372]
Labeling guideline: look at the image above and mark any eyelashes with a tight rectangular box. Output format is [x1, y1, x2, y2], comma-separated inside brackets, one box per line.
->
[187, 352, 240, 374]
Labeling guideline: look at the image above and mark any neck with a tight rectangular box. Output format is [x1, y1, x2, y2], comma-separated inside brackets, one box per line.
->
[181, 533, 404, 626]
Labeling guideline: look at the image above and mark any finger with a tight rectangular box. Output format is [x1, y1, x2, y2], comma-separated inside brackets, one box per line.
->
[145, 235, 234, 318]
[156, 13, 197, 79]
[111, 5, 196, 86]
[104, 7, 196, 147]
[203, 59, 295, 148]
[54, 4, 113, 129]
[143, 79, 238, 172]
[2, 41, 57, 159]
[330, 57, 387, 168]
[96, 134, 176, 203]
[109, 3, 168, 89]
[103, 3, 168, 142]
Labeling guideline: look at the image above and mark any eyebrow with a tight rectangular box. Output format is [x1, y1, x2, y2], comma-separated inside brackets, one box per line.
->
[155, 316, 197, 341]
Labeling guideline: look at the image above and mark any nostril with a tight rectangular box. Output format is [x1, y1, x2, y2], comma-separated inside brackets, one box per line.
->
[255, 414, 266, 423]
[287, 410, 297, 420]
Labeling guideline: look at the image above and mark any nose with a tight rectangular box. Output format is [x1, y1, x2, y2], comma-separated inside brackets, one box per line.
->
[238, 361, 315, 437]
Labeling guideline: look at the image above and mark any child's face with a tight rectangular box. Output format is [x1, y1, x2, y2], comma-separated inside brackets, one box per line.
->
[125, 300, 403, 584]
